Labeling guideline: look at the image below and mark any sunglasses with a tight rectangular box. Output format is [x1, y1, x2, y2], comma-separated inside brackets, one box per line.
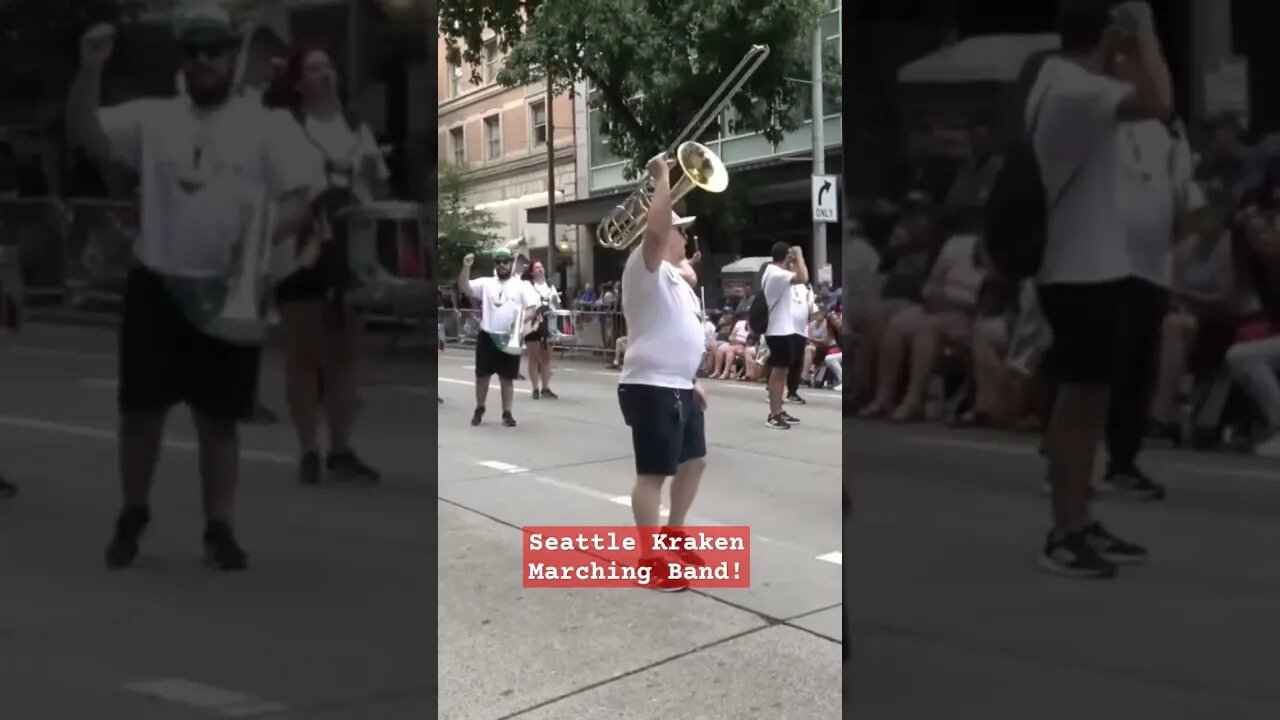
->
[181, 41, 236, 60]
[495, 258, 513, 265]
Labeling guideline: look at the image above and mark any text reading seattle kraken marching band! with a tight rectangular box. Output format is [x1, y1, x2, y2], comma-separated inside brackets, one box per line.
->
[521, 526, 752, 588]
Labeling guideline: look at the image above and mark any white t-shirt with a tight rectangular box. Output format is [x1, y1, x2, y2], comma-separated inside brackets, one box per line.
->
[760, 263, 796, 336]
[789, 284, 814, 337]
[1118, 120, 1188, 286]
[703, 320, 717, 345]
[100, 96, 311, 278]
[294, 112, 389, 203]
[1027, 57, 1133, 286]
[935, 234, 984, 307]
[619, 249, 705, 389]
[731, 320, 750, 344]
[529, 280, 560, 307]
[468, 275, 539, 335]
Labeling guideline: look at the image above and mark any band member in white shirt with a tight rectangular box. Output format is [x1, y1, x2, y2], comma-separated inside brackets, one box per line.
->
[618, 155, 710, 593]
[265, 44, 389, 487]
[522, 260, 561, 399]
[786, 279, 817, 403]
[66, 6, 312, 571]
[457, 248, 539, 427]
[761, 242, 810, 429]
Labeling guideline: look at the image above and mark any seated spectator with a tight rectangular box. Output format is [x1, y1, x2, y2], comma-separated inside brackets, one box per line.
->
[713, 314, 752, 380]
[706, 314, 738, 379]
[864, 231, 983, 422]
[802, 308, 834, 384]
[1149, 187, 1240, 440]
[851, 192, 944, 407]
[1223, 175, 1280, 454]
[965, 278, 1046, 428]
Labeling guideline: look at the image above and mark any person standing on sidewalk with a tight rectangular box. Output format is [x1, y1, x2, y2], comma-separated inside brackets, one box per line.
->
[761, 242, 809, 429]
[1031, 0, 1175, 579]
[66, 7, 312, 571]
[786, 274, 816, 402]
[618, 155, 711, 592]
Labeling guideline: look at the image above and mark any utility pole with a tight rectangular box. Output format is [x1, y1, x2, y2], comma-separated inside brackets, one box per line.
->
[810, 26, 828, 274]
[347, 0, 362, 100]
[545, 73, 557, 285]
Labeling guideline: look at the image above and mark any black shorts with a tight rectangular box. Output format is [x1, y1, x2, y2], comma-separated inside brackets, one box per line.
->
[118, 265, 261, 421]
[475, 331, 521, 379]
[765, 334, 794, 369]
[1038, 278, 1167, 386]
[618, 384, 707, 477]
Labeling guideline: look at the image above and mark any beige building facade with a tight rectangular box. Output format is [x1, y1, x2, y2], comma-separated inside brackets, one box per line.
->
[436, 30, 578, 286]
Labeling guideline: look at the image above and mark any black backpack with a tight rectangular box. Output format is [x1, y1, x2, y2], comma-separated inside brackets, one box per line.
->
[984, 53, 1082, 281]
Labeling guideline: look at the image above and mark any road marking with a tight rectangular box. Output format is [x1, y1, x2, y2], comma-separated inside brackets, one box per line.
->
[438, 372, 841, 403]
[609, 494, 669, 516]
[438, 377, 532, 395]
[815, 551, 842, 566]
[907, 435, 1280, 483]
[0, 414, 293, 465]
[122, 678, 287, 716]
[472, 460, 827, 560]
[8, 345, 113, 361]
[478, 460, 528, 473]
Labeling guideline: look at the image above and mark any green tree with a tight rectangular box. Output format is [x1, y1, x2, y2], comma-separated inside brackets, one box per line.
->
[0, 0, 143, 105]
[437, 163, 502, 275]
[439, 0, 839, 179]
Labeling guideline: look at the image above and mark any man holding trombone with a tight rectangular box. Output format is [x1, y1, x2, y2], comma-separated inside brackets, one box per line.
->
[456, 248, 539, 427]
[617, 154, 711, 592]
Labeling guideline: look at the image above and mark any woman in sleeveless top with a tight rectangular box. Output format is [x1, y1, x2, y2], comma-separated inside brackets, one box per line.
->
[263, 45, 387, 485]
[521, 261, 561, 399]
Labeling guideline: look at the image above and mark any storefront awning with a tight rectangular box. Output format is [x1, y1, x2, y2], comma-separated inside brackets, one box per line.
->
[525, 191, 629, 226]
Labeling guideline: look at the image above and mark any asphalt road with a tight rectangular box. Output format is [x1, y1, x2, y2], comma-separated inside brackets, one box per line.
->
[848, 418, 1280, 718]
[436, 347, 843, 719]
[0, 323, 433, 719]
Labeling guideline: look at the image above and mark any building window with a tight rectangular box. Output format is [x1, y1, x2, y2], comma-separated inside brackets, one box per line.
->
[448, 61, 462, 98]
[449, 127, 465, 164]
[484, 115, 502, 160]
[483, 39, 501, 84]
[587, 89, 620, 166]
[529, 100, 548, 147]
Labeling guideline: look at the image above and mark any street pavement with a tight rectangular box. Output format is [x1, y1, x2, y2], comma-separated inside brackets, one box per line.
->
[848, 418, 1280, 718]
[436, 347, 842, 719]
[0, 322, 433, 719]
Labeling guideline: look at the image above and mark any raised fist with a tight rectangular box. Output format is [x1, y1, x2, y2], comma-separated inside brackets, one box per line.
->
[462, 253, 475, 267]
[80, 23, 117, 70]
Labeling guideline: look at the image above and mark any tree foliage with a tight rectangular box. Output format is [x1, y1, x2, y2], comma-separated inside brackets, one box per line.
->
[0, 0, 143, 105]
[437, 163, 502, 275]
[439, 0, 838, 178]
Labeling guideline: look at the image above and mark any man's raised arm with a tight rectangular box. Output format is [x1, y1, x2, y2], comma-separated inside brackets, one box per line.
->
[66, 24, 117, 163]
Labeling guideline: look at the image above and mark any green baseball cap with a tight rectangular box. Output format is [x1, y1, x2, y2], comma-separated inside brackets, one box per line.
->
[492, 248, 514, 261]
[173, 4, 237, 44]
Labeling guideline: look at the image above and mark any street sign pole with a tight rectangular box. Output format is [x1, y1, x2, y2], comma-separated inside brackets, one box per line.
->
[810, 26, 827, 272]
[545, 72, 557, 285]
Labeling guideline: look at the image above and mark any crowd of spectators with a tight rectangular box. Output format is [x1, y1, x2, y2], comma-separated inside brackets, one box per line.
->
[845, 114, 1280, 456]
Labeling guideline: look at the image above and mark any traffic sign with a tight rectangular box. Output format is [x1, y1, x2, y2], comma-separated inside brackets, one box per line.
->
[812, 174, 838, 223]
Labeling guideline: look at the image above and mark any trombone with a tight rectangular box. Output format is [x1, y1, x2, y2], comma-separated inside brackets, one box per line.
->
[596, 45, 771, 251]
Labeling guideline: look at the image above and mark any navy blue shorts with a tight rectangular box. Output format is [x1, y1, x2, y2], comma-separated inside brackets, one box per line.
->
[617, 384, 707, 477]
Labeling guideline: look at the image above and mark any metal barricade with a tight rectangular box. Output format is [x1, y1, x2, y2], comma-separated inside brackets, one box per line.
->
[439, 306, 625, 357]
[0, 197, 66, 304]
[342, 200, 431, 353]
[63, 198, 137, 308]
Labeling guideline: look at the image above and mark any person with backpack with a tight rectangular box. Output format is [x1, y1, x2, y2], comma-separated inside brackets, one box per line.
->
[991, 0, 1175, 579]
[753, 241, 809, 429]
[264, 44, 387, 486]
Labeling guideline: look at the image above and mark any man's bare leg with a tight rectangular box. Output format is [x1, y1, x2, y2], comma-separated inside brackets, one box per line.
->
[106, 410, 167, 568]
[192, 410, 249, 571]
